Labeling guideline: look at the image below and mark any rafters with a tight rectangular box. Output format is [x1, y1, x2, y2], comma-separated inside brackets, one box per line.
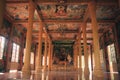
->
[32, 1, 52, 42]
[13, 19, 115, 24]
[5, 0, 118, 44]
[36, 0, 117, 6]
[6, 1, 29, 4]
[48, 30, 79, 34]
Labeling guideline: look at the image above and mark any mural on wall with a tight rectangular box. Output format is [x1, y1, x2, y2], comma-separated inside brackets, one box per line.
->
[0, 19, 12, 37]
[53, 45, 73, 65]
[96, 5, 117, 20]
[38, 4, 87, 20]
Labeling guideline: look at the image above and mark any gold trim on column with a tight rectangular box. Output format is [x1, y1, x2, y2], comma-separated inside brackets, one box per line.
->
[82, 22, 90, 75]
[35, 21, 43, 73]
[43, 36, 48, 71]
[0, 0, 6, 31]
[78, 31, 82, 72]
[88, 1, 103, 77]
[22, 0, 35, 74]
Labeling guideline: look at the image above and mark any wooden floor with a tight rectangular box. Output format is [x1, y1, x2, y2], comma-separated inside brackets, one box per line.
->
[0, 71, 119, 80]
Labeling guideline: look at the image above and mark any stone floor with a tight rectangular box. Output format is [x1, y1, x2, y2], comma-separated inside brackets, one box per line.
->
[0, 71, 119, 80]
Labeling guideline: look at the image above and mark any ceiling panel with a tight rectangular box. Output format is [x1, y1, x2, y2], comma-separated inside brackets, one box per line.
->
[6, 4, 39, 20]
[96, 5, 117, 20]
[45, 23, 80, 31]
[38, 4, 87, 20]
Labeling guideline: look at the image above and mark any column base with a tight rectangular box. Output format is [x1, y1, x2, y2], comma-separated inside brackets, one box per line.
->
[48, 67, 51, 71]
[84, 67, 90, 75]
[22, 66, 31, 74]
[35, 67, 42, 73]
[93, 67, 104, 77]
[22, 66, 31, 79]
[78, 68, 82, 73]
[43, 66, 47, 71]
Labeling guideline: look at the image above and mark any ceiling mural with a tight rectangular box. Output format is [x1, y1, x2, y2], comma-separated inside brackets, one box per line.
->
[98, 23, 113, 28]
[87, 23, 113, 30]
[6, 4, 39, 20]
[6, 0, 28, 1]
[6, 4, 29, 20]
[45, 23, 80, 31]
[33, 23, 40, 32]
[38, 4, 87, 20]
[96, 5, 117, 20]
[50, 33, 75, 39]
[5, 0, 119, 44]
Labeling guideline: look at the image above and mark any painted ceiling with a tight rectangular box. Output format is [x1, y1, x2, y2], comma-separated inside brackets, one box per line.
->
[50, 33, 75, 38]
[6, 0, 28, 1]
[5, 0, 119, 45]
[6, 3, 117, 21]
[45, 23, 80, 31]
[96, 5, 118, 20]
[6, 4, 39, 20]
[38, 4, 87, 20]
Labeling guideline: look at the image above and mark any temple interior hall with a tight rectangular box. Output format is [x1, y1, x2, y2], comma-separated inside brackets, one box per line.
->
[0, 0, 120, 80]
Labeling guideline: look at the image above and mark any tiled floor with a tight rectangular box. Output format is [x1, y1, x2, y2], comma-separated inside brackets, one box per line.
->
[0, 71, 119, 80]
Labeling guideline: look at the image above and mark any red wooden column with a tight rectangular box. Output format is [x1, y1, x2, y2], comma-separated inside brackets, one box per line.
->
[35, 21, 43, 73]
[43, 36, 48, 71]
[50, 45, 54, 70]
[88, 1, 103, 77]
[0, 0, 6, 30]
[48, 41, 51, 71]
[82, 23, 90, 75]
[22, 0, 35, 74]
[73, 45, 76, 69]
[74, 43, 78, 70]
[78, 29, 82, 72]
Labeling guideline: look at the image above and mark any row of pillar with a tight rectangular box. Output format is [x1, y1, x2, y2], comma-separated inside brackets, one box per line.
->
[73, 2, 103, 77]
[0, 0, 119, 78]
[11, 0, 103, 78]
[22, 0, 53, 74]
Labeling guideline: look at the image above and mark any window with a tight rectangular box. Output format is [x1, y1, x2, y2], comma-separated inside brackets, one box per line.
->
[11, 43, 20, 62]
[30, 52, 34, 64]
[0, 36, 5, 59]
[23, 49, 34, 64]
[107, 43, 116, 63]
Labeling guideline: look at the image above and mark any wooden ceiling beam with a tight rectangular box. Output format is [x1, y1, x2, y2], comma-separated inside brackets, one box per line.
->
[52, 37, 93, 41]
[13, 20, 39, 24]
[13, 19, 115, 24]
[13, 20, 83, 24]
[48, 30, 79, 34]
[36, 0, 89, 5]
[43, 20, 83, 23]
[36, 0, 117, 5]
[4, 12, 14, 23]
[47, 30, 103, 34]
[83, 7, 89, 22]
[6, 1, 29, 4]
[6, 0, 117, 6]
[52, 38, 75, 41]
[33, 1, 52, 42]
[96, 2, 118, 6]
